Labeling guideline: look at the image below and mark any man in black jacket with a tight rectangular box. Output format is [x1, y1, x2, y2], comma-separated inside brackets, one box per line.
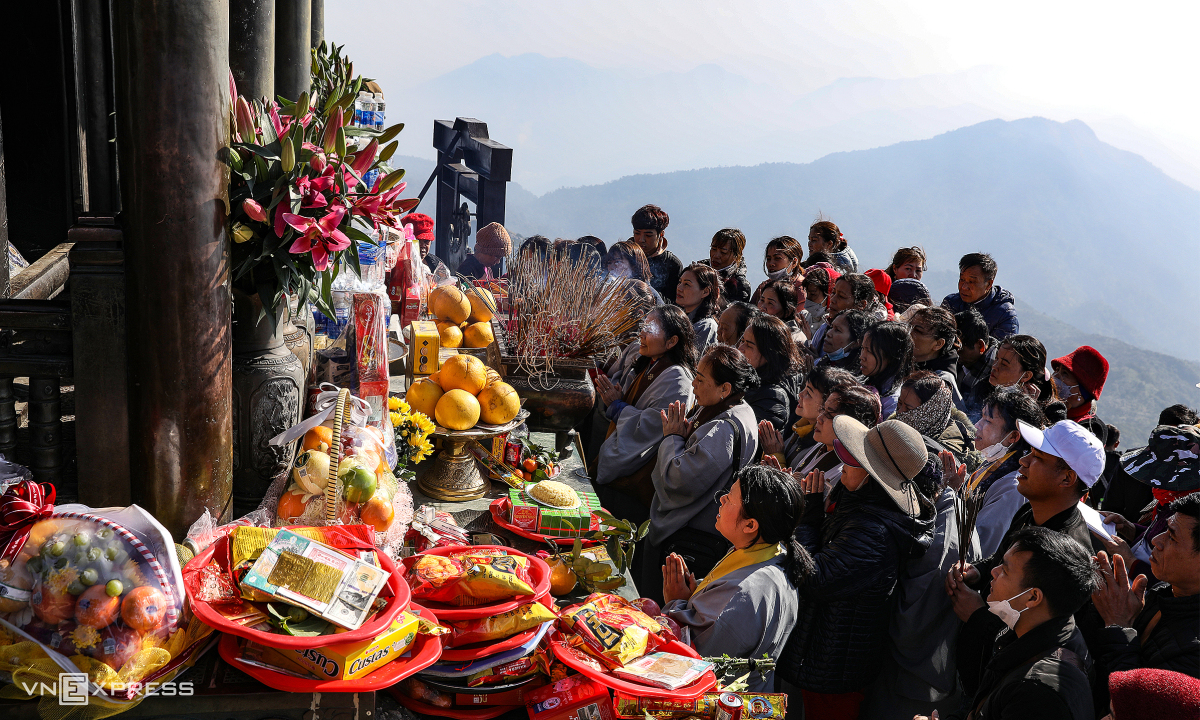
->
[1090, 493, 1200, 711]
[923, 527, 1098, 720]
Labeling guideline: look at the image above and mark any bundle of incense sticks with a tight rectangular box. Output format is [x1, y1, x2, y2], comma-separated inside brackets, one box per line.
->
[955, 481, 985, 565]
[504, 249, 648, 376]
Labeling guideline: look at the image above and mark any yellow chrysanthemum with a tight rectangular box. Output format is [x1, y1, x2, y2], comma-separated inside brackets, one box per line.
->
[411, 439, 434, 463]
[388, 396, 401, 410]
[71, 625, 100, 650]
[46, 566, 79, 595]
[390, 411, 402, 427]
[395, 400, 411, 415]
[413, 413, 435, 436]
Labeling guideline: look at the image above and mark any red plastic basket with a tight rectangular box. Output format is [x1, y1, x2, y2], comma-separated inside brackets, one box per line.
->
[388, 689, 516, 719]
[183, 530, 410, 648]
[439, 622, 547, 663]
[219, 603, 443, 692]
[400, 545, 550, 621]
[488, 498, 603, 547]
[548, 639, 717, 700]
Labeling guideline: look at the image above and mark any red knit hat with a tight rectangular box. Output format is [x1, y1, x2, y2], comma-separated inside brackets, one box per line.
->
[1051, 345, 1109, 400]
[402, 213, 434, 242]
[1110, 669, 1200, 720]
[864, 268, 892, 296]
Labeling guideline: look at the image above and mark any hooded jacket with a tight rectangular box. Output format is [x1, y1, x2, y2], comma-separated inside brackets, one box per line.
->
[941, 286, 1019, 342]
[777, 479, 933, 694]
[701, 257, 751, 304]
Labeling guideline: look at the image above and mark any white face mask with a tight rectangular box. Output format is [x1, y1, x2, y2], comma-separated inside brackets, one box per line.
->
[767, 268, 790, 282]
[980, 438, 1011, 462]
[987, 588, 1032, 630]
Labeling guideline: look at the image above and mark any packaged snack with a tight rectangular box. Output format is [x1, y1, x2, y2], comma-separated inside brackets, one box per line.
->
[506, 488, 602, 538]
[612, 692, 787, 720]
[454, 676, 547, 706]
[448, 601, 556, 647]
[611, 652, 713, 690]
[560, 594, 665, 668]
[274, 610, 419, 681]
[407, 551, 534, 607]
[354, 292, 389, 383]
[410, 321, 440, 375]
[527, 675, 617, 720]
[239, 529, 389, 630]
[465, 653, 540, 687]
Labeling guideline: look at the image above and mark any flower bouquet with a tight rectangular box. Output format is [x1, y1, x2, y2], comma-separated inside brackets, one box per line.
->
[389, 396, 436, 469]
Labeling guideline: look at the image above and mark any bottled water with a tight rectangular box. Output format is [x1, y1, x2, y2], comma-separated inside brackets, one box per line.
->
[372, 93, 385, 131]
[353, 91, 373, 129]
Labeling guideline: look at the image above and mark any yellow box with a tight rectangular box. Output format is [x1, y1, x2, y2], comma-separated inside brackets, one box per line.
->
[410, 321, 440, 374]
[283, 611, 420, 681]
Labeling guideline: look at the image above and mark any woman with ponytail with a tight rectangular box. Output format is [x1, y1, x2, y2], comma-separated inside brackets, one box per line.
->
[662, 464, 808, 692]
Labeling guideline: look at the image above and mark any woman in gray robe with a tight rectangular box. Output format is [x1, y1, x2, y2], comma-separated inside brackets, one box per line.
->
[594, 306, 697, 526]
[662, 464, 811, 692]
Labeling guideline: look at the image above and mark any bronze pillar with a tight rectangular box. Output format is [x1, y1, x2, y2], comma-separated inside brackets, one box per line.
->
[112, 0, 233, 536]
[274, 0, 311, 100]
[230, 0, 275, 101]
[310, 0, 323, 49]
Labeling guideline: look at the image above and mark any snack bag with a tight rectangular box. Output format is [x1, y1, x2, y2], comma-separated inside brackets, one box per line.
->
[448, 601, 556, 647]
[560, 593, 665, 668]
[406, 551, 534, 606]
[466, 652, 541, 687]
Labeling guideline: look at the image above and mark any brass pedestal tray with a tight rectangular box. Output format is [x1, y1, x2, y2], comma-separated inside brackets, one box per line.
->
[418, 409, 529, 501]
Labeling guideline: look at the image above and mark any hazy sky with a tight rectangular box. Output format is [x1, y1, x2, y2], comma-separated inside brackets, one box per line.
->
[329, 0, 1199, 152]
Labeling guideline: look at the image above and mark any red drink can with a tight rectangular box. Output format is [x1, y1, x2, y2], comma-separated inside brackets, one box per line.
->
[715, 693, 743, 720]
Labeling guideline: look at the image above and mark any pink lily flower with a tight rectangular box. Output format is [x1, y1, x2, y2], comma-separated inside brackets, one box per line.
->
[274, 201, 288, 238]
[268, 104, 290, 139]
[284, 205, 351, 271]
[294, 176, 329, 209]
[242, 198, 267, 222]
[310, 150, 327, 173]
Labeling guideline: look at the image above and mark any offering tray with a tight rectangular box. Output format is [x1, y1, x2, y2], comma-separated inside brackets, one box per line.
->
[419, 410, 529, 502]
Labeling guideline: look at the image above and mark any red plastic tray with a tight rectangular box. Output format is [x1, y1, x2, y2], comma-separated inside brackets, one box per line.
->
[184, 530, 410, 648]
[389, 689, 516, 719]
[219, 603, 443, 692]
[439, 622, 547, 663]
[489, 498, 603, 547]
[549, 639, 717, 700]
[400, 545, 550, 621]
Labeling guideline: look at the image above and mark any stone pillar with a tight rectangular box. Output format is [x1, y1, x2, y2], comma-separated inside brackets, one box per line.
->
[274, 0, 311, 101]
[310, 0, 323, 49]
[229, 0, 275, 101]
[112, 0, 233, 536]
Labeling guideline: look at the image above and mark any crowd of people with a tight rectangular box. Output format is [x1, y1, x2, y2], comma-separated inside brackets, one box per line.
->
[405, 206, 1200, 720]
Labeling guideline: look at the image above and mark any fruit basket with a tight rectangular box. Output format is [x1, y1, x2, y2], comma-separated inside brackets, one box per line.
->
[219, 603, 444, 692]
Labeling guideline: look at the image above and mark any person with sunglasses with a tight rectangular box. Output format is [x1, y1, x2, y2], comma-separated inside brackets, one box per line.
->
[661, 464, 811, 692]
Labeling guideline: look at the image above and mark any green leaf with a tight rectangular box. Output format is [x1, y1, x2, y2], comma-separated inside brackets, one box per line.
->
[572, 537, 582, 560]
[637, 519, 651, 541]
[240, 143, 281, 160]
[593, 577, 626, 591]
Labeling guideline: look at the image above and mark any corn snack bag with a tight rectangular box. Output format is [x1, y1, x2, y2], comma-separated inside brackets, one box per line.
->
[560, 593, 665, 668]
[407, 551, 534, 606]
[448, 601, 556, 647]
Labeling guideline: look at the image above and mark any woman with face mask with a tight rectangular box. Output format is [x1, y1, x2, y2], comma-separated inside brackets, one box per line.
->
[594, 306, 698, 526]
[750, 236, 806, 304]
[808, 272, 876, 354]
[700, 228, 752, 304]
[988, 335, 1054, 408]
[644, 345, 761, 602]
[816, 309, 874, 374]
[940, 386, 1046, 557]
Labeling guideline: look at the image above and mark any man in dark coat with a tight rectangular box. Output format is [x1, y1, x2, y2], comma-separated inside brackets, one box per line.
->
[941, 253, 1018, 341]
[927, 527, 1099, 720]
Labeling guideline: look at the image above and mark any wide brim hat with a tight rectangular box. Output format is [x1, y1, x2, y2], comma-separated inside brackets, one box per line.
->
[1051, 345, 1109, 400]
[832, 415, 926, 516]
[1122, 424, 1200, 491]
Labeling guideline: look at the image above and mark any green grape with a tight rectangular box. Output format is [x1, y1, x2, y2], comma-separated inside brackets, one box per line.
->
[49, 541, 65, 557]
[105, 579, 123, 597]
[80, 568, 98, 586]
[67, 580, 85, 595]
[73, 532, 90, 547]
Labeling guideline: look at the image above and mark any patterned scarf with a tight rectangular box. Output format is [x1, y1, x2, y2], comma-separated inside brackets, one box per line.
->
[893, 383, 953, 438]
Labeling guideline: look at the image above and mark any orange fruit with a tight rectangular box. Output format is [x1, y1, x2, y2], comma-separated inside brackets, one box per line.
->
[428, 371, 443, 388]
[463, 322, 494, 348]
[432, 286, 471, 324]
[277, 486, 311, 522]
[484, 368, 502, 388]
[438, 324, 463, 348]
[467, 287, 496, 323]
[32, 586, 74, 624]
[439, 355, 487, 395]
[522, 458, 539, 472]
[547, 557, 578, 596]
[357, 445, 386, 476]
[360, 494, 395, 532]
[407, 379, 444, 418]
[75, 584, 121, 628]
[478, 381, 520, 424]
[303, 425, 333, 453]
[121, 586, 168, 633]
[434, 389, 481, 430]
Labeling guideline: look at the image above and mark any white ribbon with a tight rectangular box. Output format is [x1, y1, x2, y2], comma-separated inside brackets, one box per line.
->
[267, 383, 372, 446]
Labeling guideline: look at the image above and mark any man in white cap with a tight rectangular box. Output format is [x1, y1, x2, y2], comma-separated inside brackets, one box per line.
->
[947, 419, 1106, 621]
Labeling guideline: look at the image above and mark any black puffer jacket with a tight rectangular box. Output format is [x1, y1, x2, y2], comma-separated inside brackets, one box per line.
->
[777, 479, 932, 693]
[745, 374, 802, 433]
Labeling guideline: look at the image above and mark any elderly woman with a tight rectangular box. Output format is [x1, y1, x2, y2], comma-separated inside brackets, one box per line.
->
[594, 305, 697, 526]
[643, 345, 760, 600]
[663, 464, 810, 692]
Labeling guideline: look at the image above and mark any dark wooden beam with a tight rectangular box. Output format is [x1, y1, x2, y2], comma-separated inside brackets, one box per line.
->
[274, 0, 311, 101]
[230, 0, 275, 101]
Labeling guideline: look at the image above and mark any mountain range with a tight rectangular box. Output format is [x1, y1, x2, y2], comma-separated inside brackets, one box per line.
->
[389, 116, 1199, 442]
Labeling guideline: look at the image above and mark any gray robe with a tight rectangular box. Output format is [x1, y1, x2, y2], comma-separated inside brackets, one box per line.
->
[595, 364, 694, 486]
[664, 553, 797, 692]
[975, 470, 1026, 558]
[860, 486, 982, 720]
[648, 401, 759, 545]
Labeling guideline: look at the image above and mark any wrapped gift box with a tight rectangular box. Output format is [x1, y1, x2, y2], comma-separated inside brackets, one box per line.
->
[507, 488, 600, 538]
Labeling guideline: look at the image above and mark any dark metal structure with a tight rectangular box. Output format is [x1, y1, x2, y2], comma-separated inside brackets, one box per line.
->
[432, 118, 513, 272]
[230, 0, 276, 101]
[275, 0, 312, 100]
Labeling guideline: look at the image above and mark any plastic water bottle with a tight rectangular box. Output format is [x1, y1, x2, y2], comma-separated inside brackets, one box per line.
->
[353, 92, 373, 129]
[372, 93, 385, 132]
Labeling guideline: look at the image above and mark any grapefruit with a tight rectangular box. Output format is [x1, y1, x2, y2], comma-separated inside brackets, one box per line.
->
[467, 287, 496, 322]
[478, 381, 520, 424]
[428, 370, 443, 388]
[439, 355, 487, 395]
[438, 324, 463, 349]
[276, 486, 310, 523]
[463, 322, 494, 348]
[434, 389, 481, 430]
[432, 286, 471, 324]
[406, 379, 444, 418]
[484, 368, 502, 388]
[427, 286, 447, 313]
